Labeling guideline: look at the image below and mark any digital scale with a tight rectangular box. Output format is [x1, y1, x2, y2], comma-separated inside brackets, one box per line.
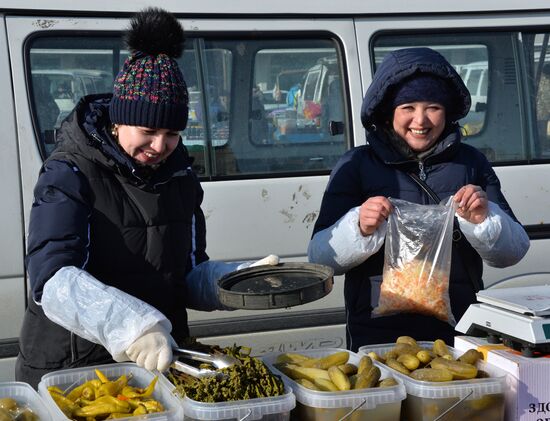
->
[455, 285, 550, 357]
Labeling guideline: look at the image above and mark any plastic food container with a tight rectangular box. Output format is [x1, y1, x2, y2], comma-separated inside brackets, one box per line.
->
[38, 362, 183, 421]
[358, 341, 506, 421]
[160, 374, 295, 421]
[262, 348, 406, 421]
[0, 381, 53, 420]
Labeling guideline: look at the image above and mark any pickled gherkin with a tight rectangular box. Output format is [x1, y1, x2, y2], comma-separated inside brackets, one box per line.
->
[409, 367, 453, 382]
[430, 357, 478, 380]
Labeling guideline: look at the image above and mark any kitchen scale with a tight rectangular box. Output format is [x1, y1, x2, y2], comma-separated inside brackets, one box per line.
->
[455, 285, 550, 357]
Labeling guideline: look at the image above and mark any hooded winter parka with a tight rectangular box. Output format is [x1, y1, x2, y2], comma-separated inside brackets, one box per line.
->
[17, 94, 208, 384]
[311, 48, 521, 351]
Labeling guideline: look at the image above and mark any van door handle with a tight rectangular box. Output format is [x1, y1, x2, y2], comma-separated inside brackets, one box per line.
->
[329, 121, 344, 135]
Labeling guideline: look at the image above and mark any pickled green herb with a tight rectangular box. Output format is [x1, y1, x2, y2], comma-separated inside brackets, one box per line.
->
[168, 345, 285, 402]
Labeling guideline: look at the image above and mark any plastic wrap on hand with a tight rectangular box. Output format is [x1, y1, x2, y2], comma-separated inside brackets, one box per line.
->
[41, 266, 172, 361]
[372, 197, 458, 325]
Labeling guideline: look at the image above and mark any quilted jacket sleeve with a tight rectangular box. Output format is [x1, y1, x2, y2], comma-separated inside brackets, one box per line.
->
[25, 159, 92, 302]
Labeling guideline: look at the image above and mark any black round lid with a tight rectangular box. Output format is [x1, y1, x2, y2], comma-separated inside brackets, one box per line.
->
[217, 262, 334, 310]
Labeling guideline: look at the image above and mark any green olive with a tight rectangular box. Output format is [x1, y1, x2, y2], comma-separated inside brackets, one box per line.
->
[15, 409, 38, 421]
[0, 407, 14, 421]
[0, 399, 17, 412]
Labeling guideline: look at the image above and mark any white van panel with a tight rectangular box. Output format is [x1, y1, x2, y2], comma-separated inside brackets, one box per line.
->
[200, 324, 347, 355]
[0, 278, 26, 338]
[1, 0, 550, 15]
[0, 359, 16, 382]
[0, 15, 26, 345]
[201, 176, 329, 260]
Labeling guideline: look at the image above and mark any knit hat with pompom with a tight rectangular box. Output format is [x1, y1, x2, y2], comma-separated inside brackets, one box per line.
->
[109, 7, 189, 131]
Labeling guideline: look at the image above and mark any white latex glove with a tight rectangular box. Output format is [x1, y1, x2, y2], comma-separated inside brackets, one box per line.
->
[125, 324, 175, 372]
[237, 254, 280, 270]
[249, 254, 280, 267]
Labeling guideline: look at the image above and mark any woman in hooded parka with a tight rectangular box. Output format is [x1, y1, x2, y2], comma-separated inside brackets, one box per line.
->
[308, 47, 529, 351]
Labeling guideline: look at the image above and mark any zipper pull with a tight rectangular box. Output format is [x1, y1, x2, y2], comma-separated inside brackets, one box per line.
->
[418, 161, 426, 181]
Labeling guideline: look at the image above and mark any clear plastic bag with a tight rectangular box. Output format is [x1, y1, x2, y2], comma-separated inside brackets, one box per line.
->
[372, 197, 458, 325]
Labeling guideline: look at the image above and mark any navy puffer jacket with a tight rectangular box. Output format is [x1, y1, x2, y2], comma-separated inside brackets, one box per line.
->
[312, 48, 518, 350]
[17, 94, 208, 385]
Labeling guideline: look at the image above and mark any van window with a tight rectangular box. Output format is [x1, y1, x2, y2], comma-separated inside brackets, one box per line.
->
[28, 35, 348, 177]
[373, 32, 550, 163]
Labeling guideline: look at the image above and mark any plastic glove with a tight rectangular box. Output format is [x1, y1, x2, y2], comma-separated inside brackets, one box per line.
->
[237, 254, 280, 270]
[125, 323, 175, 372]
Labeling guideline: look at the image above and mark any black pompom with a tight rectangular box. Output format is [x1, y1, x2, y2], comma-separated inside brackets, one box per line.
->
[125, 7, 184, 58]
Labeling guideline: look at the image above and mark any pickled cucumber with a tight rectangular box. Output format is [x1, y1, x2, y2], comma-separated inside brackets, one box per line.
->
[430, 357, 478, 380]
[338, 363, 358, 376]
[354, 365, 381, 389]
[396, 336, 418, 347]
[397, 354, 420, 370]
[433, 339, 451, 357]
[409, 368, 453, 382]
[357, 355, 373, 376]
[458, 349, 483, 365]
[328, 366, 351, 391]
[385, 358, 410, 375]
[301, 351, 349, 369]
[313, 378, 340, 392]
[416, 349, 435, 364]
[378, 377, 398, 388]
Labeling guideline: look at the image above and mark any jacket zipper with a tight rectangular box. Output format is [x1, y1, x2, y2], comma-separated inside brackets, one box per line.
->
[418, 160, 427, 181]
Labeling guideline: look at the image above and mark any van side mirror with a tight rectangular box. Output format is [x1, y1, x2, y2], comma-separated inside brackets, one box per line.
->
[329, 120, 344, 136]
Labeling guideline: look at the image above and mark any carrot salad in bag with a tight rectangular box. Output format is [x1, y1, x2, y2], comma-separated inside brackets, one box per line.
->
[371, 198, 458, 325]
[374, 259, 452, 322]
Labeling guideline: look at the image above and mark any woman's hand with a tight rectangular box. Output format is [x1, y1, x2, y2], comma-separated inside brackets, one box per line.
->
[454, 184, 488, 224]
[358, 196, 393, 236]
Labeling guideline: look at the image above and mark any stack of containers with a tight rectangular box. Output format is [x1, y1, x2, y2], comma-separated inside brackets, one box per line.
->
[0, 381, 52, 420]
[358, 341, 507, 421]
[160, 374, 295, 420]
[262, 348, 406, 421]
[38, 362, 183, 420]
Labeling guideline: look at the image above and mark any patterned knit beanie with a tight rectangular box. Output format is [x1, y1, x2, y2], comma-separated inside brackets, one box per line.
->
[109, 7, 189, 131]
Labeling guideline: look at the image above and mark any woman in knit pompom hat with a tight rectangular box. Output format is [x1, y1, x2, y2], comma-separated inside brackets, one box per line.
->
[16, 7, 278, 387]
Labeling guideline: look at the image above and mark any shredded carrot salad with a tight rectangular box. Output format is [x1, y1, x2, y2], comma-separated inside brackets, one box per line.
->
[373, 260, 452, 322]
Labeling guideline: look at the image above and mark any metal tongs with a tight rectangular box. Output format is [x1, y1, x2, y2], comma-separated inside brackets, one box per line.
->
[171, 346, 241, 378]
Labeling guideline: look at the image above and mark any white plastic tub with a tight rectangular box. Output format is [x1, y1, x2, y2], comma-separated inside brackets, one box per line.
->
[38, 362, 183, 420]
[358, 341, 507, 421]
[180, 389, 295, 421]
[0, 381, 53, 420]
[160, 373, 294, 421]
[262, 348, 406, 421]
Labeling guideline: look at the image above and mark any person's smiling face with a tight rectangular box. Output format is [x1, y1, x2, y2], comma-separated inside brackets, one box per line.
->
[392, 101, 446, 152]
[116, 125, 180, 166]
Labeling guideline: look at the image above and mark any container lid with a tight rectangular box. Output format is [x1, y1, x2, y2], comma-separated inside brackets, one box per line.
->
[217, 262, 334, 310]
